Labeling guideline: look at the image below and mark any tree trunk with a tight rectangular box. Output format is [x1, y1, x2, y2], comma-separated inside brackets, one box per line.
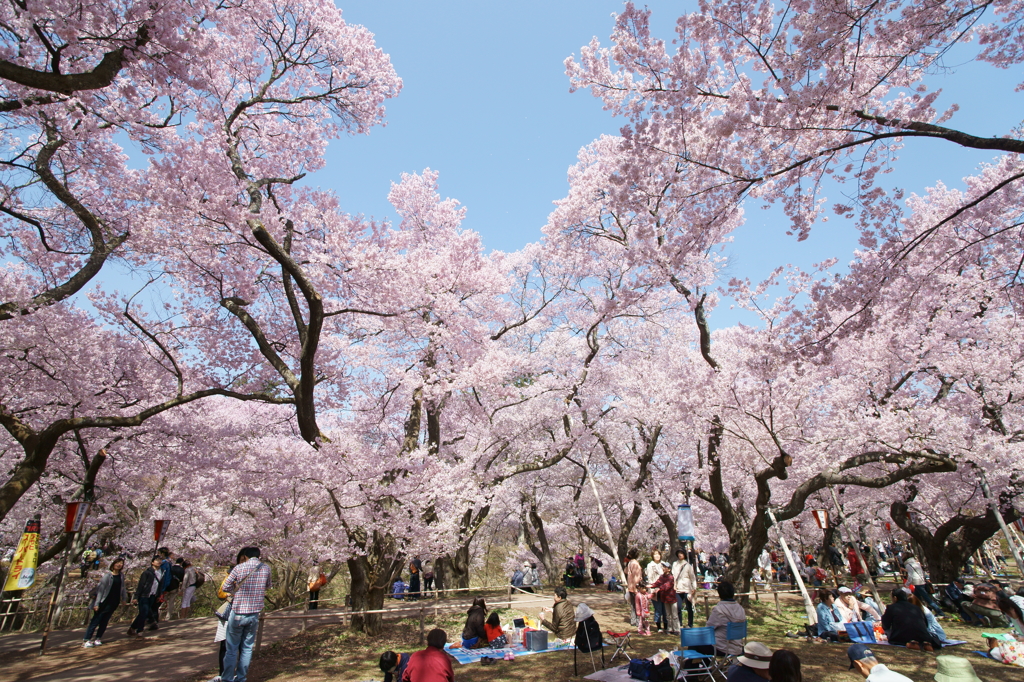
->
[891, 495, 1023, 584]
[347, 555, 392, 635]
[434, 544, 471, 592]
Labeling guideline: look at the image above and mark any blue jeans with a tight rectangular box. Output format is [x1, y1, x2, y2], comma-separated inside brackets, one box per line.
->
[222, 612, 260, 682]
[653, 600, 666, 628]
[676, 593, 694, 628]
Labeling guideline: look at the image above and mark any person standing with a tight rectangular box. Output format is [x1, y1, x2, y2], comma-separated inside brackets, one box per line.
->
[307, 562, 326, 610]
[625, 548, 642, 627]
[903, 554, 945, 616]
[651, 562, 679, 633]
[147, 547, 173, 630]
[128, 556, 163, 637]
[84, 557, 127, 647]
[672, 548, 697, 628]
[422, 561, 434, 595]
[179, 559, 197, 619]
[408, 560, 421, 601]
[645, 549, 664, 592]
[221, 546, 272, 682]
[848, 544, 865, 581]
[590, 555, 603, 585]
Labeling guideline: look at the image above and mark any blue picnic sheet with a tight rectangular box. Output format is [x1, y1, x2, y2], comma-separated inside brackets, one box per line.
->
[444, 640, 575, 664]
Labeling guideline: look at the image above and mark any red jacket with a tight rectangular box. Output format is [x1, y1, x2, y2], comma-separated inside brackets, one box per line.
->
[402, 646, 453, 682]
[652, 573, 676, 603]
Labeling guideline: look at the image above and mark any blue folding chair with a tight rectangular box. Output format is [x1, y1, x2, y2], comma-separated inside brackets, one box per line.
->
[845, 620, 876, 643]
[674, 627, 725, 681]
[717, 620, 748, 669]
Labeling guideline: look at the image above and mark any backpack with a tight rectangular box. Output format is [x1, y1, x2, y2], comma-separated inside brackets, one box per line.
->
[193, 570, 206, 589]
[814, 567, 827, 581]
[167, 564, 184, 592]
[511, 570, 524, 587]
[630, 658, 672, 681]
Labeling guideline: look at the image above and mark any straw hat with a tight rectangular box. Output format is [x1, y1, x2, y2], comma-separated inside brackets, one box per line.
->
[736, 642, 772, 670]
[933, 656, 983, 682]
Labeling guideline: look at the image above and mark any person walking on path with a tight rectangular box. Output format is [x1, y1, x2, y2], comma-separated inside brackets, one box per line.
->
[221, 546, 272, 682]
[128, 556, 163, 637]
[147, 547, 173, 629]
[84, 557, 127, 647]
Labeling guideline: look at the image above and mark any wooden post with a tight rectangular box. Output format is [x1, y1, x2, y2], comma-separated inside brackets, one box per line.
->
[773, 590, 781, 616]
[829, 487, 884, 610]
[766, 508, 817, 626]
[978, 469, 1024, 579]
[255, 613, 265, 655]
[752, 580, 759, 602]
[419, 607, 425, 644]
[38, 530, 75, 655]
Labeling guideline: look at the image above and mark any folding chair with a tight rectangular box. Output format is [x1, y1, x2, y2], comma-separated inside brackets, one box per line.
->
[717, 620, 748, 669]
[845, 621, 876, 643]
[674, 626, 725, 681]
[607, 630, 633, 665]
[573, 635, 606, 675]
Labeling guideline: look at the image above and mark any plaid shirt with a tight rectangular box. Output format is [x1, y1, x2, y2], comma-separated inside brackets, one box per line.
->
[223, 558, 272, 615]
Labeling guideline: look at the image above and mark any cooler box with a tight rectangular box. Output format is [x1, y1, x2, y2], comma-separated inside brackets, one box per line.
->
[525, 629, 548, 651]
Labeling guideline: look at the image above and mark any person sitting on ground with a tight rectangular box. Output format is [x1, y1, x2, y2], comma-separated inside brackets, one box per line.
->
[574, 603, 603, 653]
[768, 649, 802, 682]
[484, 611, 506, 647]
[539, 586, 576, 639]
[909, 593, 947, 644]
[996, 590, 1024, 637]
[461, 597, 488, 648]
[816, 589, 843, 642]
[881, 588, 941, 651]
[962, 580, 1007, 627]
[847, 643, 914, 682]
[402, 628, 454, 682]
[380, 650, 411, 682]
[726, 641, 773, 681]
[705, 579, 746, 656]
[836, 586, 873, 626]
[932, 655, 984, 682]
[852, 585, 882, 621]
[943, 578, 978, 624]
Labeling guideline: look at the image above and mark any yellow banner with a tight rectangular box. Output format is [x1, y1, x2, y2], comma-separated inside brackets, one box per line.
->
[3, 517, 40, 591]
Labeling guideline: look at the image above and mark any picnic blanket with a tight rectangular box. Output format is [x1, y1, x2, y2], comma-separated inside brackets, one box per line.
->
[583, 665, 633, 682]
[444, 640, 575, 665]
[844, 621, 964, 647]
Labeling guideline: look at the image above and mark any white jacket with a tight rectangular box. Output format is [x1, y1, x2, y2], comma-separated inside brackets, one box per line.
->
[904, 558, 926, 586]
[672, 560, 697, 595]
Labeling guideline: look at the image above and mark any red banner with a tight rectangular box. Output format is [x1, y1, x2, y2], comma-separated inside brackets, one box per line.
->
[64, 502, 91, 533]
[153, 519, 170, 544]
[792, 520, 802, 530]
[811, 509, 829, 530]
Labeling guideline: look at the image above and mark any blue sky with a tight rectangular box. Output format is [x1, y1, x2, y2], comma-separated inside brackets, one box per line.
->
[321, 1, 1024, 328]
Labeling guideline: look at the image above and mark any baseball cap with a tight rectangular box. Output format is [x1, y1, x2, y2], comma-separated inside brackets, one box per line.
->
[847, 643, 875, 669]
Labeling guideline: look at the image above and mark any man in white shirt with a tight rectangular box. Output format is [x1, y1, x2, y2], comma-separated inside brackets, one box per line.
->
[847, 644, 913, 682]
